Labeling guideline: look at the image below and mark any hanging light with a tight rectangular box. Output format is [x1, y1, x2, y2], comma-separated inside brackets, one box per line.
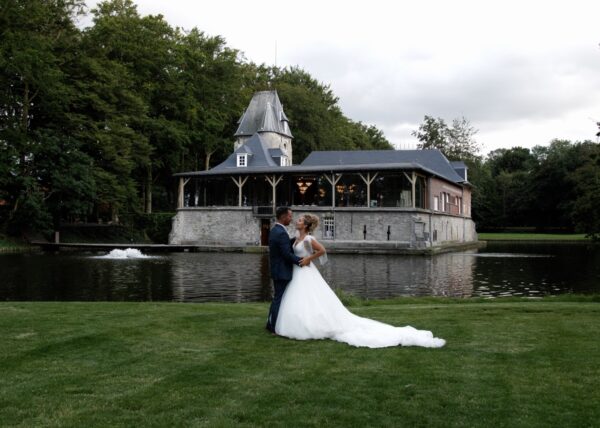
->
[296, 179, 313, 195]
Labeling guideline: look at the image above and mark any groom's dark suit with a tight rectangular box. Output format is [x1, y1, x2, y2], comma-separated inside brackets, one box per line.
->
[266, 223, 302, 333]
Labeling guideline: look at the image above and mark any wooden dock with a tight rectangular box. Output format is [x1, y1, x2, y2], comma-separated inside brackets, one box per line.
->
[29, 240, 485, 255]
[30, 242, 198, 253]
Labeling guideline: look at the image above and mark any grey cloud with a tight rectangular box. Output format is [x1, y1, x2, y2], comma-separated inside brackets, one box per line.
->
[291, 45, 600, 134]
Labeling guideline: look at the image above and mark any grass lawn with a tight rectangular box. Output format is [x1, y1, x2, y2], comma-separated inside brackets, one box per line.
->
[1, 298, 599, 427]
[478, 232, 590, 241]
[0, 236, 30, 251]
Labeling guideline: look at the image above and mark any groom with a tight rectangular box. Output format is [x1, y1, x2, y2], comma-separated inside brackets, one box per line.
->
[266, 206, 306, 333]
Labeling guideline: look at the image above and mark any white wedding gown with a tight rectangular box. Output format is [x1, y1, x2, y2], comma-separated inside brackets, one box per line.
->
[275, 237, 446, 348]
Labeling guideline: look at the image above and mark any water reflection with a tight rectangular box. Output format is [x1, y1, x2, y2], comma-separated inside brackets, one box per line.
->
[0, 242, 598, 302]
[167, 252, 476, 302]
[170, 253, 272, 303]
[0, 252, 173, 302]
[318, 252, 475, 298]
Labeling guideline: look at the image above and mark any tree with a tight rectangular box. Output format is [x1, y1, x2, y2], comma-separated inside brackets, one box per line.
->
[0, 0, 90, 234]
[412, 115, 481, 161]
[474, 147, 537, 228]
[528, 140, 585, 230]
[175, 29, 245, 173]
[486, 147, 536, 176]
[0, 1, 393, 236]
[571, 142, 600, 239]
[77, 3, 152, 221]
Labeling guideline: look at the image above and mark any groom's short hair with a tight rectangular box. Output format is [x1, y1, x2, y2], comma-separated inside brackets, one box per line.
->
[276, 206, 291, 219]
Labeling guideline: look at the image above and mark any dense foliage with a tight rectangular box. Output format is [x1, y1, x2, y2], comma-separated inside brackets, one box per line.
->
[412, 115, 482, 163]
[413, 116, 600, 238]
[469, 140, 600, 239]
[0, 0, 392, 236]
[1, 1, 597, 239]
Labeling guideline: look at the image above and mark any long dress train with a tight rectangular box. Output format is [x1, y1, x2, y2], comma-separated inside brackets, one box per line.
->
[275, 236, 446, 348]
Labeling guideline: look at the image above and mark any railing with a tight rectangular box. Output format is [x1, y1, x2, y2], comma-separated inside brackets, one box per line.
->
[252, 206, 275, 217]
[444, 202, 460, 215]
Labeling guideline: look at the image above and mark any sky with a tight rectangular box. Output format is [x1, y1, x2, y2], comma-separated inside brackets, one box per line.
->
[83, 0, 600, 154]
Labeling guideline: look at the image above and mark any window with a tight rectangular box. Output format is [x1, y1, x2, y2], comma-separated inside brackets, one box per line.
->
[322, 215, 335, 239]
[415, 176, 426, 208]
[237, 154, 247, 167]
[280, 156, 288, 166]
[433, 196, 439, 211]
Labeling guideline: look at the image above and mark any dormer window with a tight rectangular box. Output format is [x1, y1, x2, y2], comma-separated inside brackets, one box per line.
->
[237, 154, 248, 167]
[280, 156, 288, 167]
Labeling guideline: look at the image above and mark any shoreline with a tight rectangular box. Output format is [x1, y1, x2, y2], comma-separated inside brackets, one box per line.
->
[26, 240, 486, 255]
[477, 232, 593, 243]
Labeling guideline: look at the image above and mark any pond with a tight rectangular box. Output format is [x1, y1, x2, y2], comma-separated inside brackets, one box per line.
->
[1, 242, 598, 302]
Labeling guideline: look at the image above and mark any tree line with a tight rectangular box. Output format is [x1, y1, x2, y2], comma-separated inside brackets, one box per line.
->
[413, 116, 600, 239]
[2, 1, 597, 240]
[0, 0, 392, 236]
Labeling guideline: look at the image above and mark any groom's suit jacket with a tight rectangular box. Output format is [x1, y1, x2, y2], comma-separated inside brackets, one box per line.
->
[269, 224, 302, 281]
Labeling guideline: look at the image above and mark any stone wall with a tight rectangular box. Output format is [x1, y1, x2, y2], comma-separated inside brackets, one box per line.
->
[169, 208, 261, 245]
[169, 206, 478, 248]
[413, 211, 477, 245]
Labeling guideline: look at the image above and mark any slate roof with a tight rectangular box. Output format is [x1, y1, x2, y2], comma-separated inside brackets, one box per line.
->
[176, 148, 469, 186]
[176, 162, 435, 177]
[236, 145, 254, 155]
[211, 133, 278, 171]
[450, 161, 468, 181]
[301, 150, 466, 183]
[234, 91, 293, 138]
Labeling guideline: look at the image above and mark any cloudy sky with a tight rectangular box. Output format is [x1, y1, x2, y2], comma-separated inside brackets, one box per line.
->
[84, 0, 600, 154]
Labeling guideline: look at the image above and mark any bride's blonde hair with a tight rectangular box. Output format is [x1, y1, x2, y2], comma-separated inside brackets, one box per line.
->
[302, 214, 320, 234]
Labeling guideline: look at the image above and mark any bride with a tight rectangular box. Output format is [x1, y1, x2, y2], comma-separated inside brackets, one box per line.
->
[275, 214, 446, 349]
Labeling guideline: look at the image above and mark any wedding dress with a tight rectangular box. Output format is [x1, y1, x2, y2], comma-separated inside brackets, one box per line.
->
[275, 236, 446, 348]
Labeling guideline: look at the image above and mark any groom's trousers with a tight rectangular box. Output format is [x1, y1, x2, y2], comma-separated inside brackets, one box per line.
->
[266, 279, 289, 332]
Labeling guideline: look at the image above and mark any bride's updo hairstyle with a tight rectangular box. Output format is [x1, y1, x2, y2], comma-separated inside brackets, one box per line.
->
[302, 214, 320, 234]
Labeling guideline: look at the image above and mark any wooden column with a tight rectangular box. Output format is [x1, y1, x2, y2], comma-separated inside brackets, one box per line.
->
[265, 175, 283, 212]
[359, 172, 378, 207]
[403, 172, 417, 208]
[411, 172, 416, 208]
[324, 173, 342, 208]
[177, 177, 190, 209]
[231, 176, 249, 207]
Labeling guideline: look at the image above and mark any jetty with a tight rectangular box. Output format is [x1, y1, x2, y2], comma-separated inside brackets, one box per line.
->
[30, 240, 484, 255]
[30, 242, 197, 253]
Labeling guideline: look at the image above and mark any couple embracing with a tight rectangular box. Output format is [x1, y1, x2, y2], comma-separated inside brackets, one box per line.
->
[266, 206, 446, 349]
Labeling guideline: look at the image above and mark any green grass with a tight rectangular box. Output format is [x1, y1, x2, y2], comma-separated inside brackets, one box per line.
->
[478, 232, 590, 241]
[0, 236, 30, 251]
[1, 299, 599, 427]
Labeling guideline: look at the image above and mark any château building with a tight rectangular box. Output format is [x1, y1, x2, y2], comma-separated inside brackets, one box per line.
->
[169, 90, 477, 251]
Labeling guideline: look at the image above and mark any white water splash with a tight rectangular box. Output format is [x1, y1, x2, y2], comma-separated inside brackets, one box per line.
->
[99, 248, 150, 259]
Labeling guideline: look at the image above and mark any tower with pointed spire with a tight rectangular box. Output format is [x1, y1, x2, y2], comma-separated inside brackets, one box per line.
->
[233, 90, 293, 165]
